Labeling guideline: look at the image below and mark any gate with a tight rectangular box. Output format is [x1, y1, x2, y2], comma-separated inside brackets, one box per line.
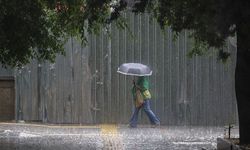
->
[0, 77, 15, 121]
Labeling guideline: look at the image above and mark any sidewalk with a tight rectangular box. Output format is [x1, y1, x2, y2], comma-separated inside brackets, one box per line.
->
[0, 122, 238, 150]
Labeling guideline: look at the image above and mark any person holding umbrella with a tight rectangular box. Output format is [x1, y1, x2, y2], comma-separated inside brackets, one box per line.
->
[117, 63, 160, 128]
[129, 76, 160, 128]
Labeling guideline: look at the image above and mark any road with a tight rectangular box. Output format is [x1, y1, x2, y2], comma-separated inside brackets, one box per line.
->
[0, 123, 239, 150]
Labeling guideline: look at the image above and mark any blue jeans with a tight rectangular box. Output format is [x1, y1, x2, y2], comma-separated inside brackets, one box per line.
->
[129, 99, 160, 127]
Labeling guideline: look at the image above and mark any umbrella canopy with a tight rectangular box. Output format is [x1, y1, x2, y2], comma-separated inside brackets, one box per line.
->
[117, 63, 152, 76]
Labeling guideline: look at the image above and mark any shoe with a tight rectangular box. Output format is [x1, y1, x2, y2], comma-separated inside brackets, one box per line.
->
[151, 123, 160, 128]
[127, 124, 137, 128]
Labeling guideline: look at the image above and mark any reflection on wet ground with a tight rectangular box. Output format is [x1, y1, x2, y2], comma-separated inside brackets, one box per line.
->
[0, 123, 239, 150]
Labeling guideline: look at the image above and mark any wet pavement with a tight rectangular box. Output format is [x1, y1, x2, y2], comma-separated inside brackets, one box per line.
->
[0, 123, 239, 150]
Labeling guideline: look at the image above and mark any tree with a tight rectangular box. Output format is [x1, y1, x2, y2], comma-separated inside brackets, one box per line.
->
[0, 0, 127, 67]
[0, 0, 65, 67]
[1, 0, 250, 144]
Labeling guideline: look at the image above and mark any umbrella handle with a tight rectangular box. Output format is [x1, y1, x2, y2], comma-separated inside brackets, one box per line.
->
[134, 84, 142, 91]
[132, 79, 143, 91]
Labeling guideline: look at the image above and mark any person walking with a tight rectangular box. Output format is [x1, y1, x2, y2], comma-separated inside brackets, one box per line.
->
[129, 76, 160, 128]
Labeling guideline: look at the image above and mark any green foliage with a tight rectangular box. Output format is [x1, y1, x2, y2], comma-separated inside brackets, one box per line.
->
[217, 50, 231, 64]
[0, 0, 245, 67]
[0, 0, 65, 67]
[0, 0, 127, 67]
[187, 40, 210, 58]
[131, 0, 239, 61]
[134, 0, 238, 61]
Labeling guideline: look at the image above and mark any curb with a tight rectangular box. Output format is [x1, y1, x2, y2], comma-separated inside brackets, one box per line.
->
[217, 138, 241, 150]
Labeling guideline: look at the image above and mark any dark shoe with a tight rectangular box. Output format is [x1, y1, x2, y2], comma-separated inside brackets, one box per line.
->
[151, 123, 160, 128]
[128, 124, 137, 128]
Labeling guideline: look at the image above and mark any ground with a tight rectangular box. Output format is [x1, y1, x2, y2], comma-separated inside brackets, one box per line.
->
[0, 123, 239, 150]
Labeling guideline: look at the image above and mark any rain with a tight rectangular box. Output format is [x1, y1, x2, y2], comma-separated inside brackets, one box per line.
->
[0, 2, 241, 150]
[0, 123, 239, 150]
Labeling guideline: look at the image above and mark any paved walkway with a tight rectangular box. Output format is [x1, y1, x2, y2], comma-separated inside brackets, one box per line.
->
[0, 123, 239, 150]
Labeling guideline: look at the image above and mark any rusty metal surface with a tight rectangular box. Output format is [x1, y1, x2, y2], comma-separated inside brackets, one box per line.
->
[0, 80, 15, 121]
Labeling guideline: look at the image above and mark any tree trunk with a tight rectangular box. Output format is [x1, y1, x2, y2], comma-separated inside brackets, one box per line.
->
[235, 22, 250, 144]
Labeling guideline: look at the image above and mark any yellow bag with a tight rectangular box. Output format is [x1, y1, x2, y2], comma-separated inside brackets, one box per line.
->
[142, 90, 151, 99]
[135, 89, 144, 108]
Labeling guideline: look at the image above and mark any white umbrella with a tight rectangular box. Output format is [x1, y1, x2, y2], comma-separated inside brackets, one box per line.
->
[117, 63, 152, 76]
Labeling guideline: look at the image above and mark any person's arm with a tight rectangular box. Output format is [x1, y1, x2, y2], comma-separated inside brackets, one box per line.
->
[133, 79, 144, 91]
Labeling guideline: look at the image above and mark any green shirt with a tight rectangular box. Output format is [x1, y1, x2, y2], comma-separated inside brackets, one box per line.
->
[132, 76, 152, 100]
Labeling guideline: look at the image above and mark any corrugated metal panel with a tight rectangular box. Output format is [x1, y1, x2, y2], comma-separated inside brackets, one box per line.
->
[0, 13, 237, 126]
[14, 38, 93, 124]
[88, 13, 237, 126]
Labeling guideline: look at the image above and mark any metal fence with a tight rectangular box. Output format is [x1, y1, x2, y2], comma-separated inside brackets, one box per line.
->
[0, 13, 238, 126]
